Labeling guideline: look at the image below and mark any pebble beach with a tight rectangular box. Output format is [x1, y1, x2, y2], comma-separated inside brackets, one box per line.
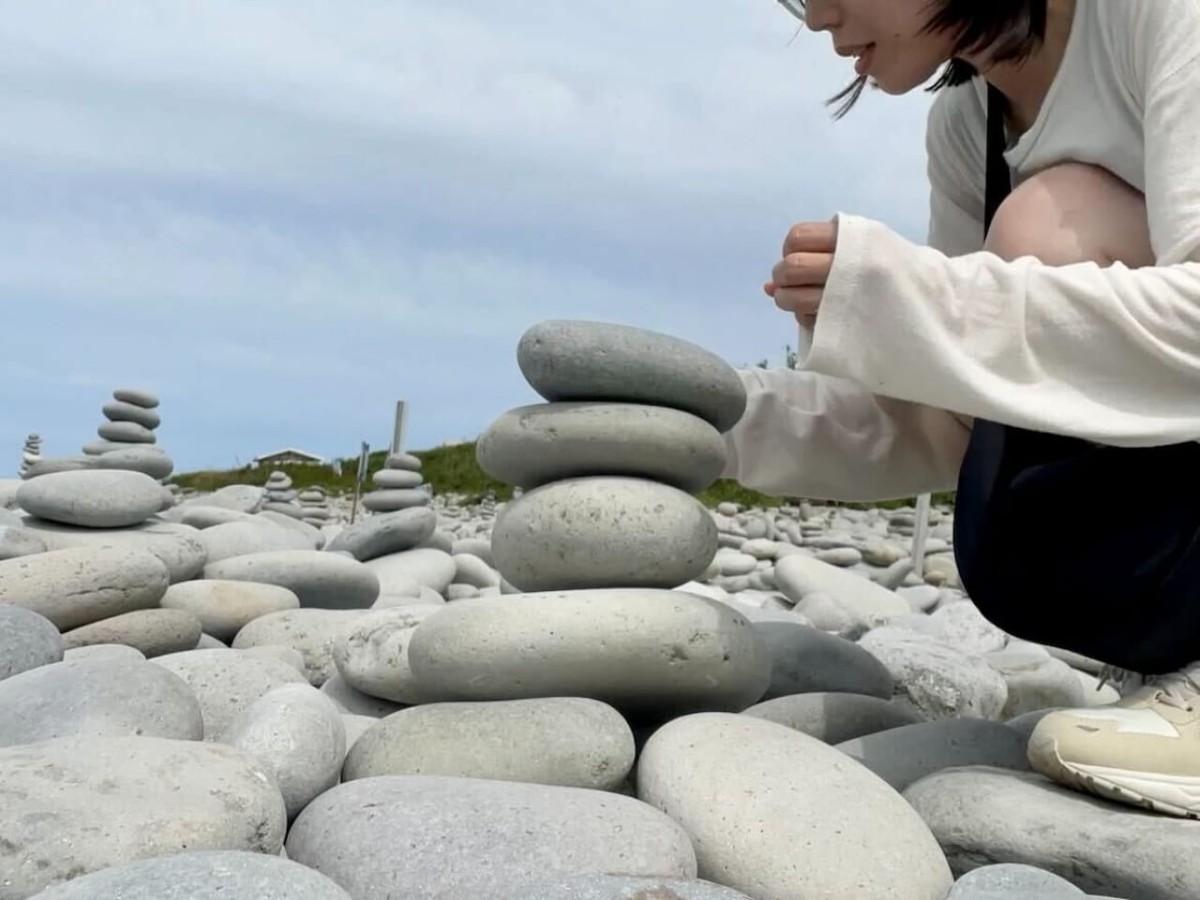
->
[0, 319, 1195, 900]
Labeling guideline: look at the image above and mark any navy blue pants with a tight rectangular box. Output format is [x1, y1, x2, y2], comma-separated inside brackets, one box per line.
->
[954, 421, 1200, 675]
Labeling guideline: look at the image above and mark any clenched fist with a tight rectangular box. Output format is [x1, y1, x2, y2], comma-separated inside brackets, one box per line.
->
[763, 218, 838, 330]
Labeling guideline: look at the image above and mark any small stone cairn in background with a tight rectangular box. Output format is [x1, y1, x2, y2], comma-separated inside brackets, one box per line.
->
[298, 486, 332, 528]
[17, 434, 42, 479]
[21, 388, 174, 485]
[262, 472, 304, 519]
[361, 452, 431, 514]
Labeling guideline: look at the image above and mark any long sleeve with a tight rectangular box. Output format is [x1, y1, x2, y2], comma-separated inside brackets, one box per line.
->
[720, 89, 981, 502]
[722, 367, 970, 501]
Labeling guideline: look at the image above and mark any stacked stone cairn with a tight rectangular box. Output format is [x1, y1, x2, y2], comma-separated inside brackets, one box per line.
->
[20, 388, 173, 483]
[360, 452, 431, 514]
[261, 471, 304, 519]
[17, 434, 42, 479]
[2, 327, 1197, 898]
[298, 486, 333, 528]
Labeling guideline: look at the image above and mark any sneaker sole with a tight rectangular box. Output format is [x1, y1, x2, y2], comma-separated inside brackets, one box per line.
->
[1031, 736, 1200, 820]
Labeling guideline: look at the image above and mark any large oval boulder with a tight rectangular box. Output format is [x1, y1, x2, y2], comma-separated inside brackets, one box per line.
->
[15, 469, 165, 528]
[638, 713, 953, 900]
[407, 589, 770, 717]
[204, 550, 379, 610]
[0, 545, 169, 631]
[285, 775, 697, 897]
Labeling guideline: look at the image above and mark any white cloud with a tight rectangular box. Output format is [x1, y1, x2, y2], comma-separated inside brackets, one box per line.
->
[0, 0, 940, 471]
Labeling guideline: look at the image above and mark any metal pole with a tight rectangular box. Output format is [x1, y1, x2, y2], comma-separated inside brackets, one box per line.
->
[349, 441, 369, 524]
[391, 401, 408, 456]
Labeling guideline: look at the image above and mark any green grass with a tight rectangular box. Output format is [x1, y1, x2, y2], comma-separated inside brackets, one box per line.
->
[170, 441, 955, 510]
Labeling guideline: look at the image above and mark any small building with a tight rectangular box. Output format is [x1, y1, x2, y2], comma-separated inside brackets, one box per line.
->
[252, 448, 326, 468]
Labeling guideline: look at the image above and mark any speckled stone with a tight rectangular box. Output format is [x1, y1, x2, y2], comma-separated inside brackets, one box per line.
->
[477, 402, 727, 493]
[491, 477, 717, 592]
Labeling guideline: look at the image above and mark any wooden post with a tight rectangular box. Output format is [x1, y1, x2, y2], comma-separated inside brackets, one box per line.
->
[349, 441, 369, 524]
[391, 401, 408, 456]
[911, 492, 933, 579]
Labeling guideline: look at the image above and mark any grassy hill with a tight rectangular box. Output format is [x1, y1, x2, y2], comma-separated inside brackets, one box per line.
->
[168, 441, 954, 511]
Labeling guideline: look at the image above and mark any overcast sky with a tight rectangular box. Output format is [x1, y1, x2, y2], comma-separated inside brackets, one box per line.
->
[0, 0, 937, 473]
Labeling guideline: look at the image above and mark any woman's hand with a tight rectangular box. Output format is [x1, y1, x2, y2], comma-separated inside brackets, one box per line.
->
[763, 218, 838, 330]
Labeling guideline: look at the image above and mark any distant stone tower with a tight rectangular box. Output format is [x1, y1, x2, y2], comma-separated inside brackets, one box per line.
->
[18, 434, 42, 479]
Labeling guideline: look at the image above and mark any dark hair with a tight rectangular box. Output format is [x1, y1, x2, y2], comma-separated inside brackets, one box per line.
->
[794, 0, 1049, 117]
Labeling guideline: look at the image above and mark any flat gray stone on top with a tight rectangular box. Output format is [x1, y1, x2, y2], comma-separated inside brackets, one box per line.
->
[904, 767, 1200, 899]
[324, 506, 437, 562]
[0, 606, 62, 682]
[741, 691, 924, 744]
[407, 589, 770, 716]
[835, 719, 1031, 791]
[112, 387, 160, 408]
[947, 863, 1085, 898]
[204, 550, 379, 610]
[477, 402, 727, 493]
[0, 656, 203, 747]
[385, 451, 422, 471]
[16, 469, 165, 528]
[285, 775, 697, 897]
[487, 875, 754, 899]
[517, 320, 747, 433]
[0, 735, 284, 899]
[343, 697, 636, 791]
[0, 545, 169, 631]
[637, 712, 953, 900]
[28, 850, 352, 899]
[491, 477, 717, 592]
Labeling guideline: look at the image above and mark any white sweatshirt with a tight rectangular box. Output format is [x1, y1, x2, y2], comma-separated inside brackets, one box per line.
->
[723, 0, 1200, 502]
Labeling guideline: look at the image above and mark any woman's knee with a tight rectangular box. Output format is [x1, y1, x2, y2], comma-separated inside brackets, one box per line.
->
[983, 163, 1155, 268]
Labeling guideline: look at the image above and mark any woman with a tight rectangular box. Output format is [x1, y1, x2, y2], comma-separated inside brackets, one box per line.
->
[724, 0, 1200, 818]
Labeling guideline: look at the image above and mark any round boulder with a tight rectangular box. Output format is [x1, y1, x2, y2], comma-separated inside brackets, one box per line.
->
[16, 469, 166, 528]
[491, 477, 717, 592]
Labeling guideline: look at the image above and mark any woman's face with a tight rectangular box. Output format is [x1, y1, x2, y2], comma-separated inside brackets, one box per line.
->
[802, 0, 959, 94]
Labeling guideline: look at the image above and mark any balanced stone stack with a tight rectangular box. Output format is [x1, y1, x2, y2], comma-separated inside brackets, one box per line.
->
[85, 388, 174, 482]
[459, 319, 773, 724]
[262, 472, 304, 519]
[478, 320, 744, 594]
[298, 487, 332, 528]
[17, 434, 42, 479]
[361, 452, 432, 514]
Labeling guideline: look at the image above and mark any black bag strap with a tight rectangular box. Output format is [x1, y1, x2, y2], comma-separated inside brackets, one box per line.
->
[984, 84, 1012, 235]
